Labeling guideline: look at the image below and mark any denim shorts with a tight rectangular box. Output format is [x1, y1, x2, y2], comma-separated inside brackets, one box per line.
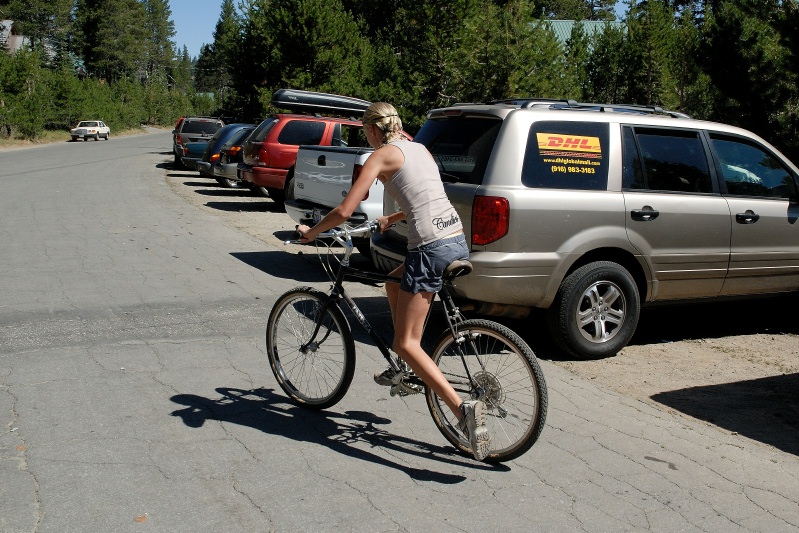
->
[400, 233, 469, 294]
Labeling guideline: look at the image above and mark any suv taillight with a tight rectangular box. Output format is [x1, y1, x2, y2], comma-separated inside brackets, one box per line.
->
[472, 196, 509, 246]
[351, 164, 369, 200]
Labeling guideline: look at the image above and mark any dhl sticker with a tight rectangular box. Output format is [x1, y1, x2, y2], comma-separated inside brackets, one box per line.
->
[537, 133, 601, 154]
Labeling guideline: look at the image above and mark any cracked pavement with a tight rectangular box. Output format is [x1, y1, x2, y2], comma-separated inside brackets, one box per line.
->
[1, 130, 797, 533]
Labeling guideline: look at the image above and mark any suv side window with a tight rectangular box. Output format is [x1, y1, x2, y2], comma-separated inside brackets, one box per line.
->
[414, 117, 502, 185]
[623, 127, 712, 193]
[278, 120, 326, 145]
[709, 134, 796, 199]
[333, 123, 368, 148]
[250, 118, 277, 142]
[522, 121, 609, 190]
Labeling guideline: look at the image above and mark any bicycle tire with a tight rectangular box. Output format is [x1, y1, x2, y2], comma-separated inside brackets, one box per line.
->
[425, 319, 547, 462]
[266, 287, 356, 410]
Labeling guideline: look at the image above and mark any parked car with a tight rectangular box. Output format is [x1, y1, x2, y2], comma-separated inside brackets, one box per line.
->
[180, 141, 209, 171]
[237, 88, 371, 206]
[370, 98, 799, 360]
[172, 116, 224, 168]
[195, 123, 255, 181]
[70, 120, 110, 141]
[211, 126, 256, 188]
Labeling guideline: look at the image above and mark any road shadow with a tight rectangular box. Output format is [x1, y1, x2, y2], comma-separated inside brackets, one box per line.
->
[632, 294, 798, 344]
[231, 249, 378, 283]
[502, 293, 799, 362]
[651, 373, 799, 456]
[170, 387, 504, 480]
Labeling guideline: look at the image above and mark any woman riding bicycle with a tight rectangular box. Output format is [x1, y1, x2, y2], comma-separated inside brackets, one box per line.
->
[296, 102, 491, 461]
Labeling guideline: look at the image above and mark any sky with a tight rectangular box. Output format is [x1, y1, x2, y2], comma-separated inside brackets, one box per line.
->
[169, 0, 223, 59]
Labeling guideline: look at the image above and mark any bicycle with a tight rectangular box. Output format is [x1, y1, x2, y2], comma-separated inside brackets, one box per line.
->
[265, 220, 547, 462]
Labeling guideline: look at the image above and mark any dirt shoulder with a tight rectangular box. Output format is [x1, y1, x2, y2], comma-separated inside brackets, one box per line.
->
[164, 163, 799, 456]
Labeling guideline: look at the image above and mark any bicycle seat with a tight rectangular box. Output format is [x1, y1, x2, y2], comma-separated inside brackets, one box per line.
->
[444, 259, 473, 279]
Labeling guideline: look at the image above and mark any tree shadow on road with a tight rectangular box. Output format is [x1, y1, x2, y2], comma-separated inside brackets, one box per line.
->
[170, 387, 506, 481]
[651, 373, 799, 456]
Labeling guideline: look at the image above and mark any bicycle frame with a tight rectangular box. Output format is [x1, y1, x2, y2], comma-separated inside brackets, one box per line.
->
[297, 224, 483, 396]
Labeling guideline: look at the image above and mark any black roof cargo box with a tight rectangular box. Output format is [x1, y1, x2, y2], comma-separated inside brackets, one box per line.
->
[271, 88, 371, 116]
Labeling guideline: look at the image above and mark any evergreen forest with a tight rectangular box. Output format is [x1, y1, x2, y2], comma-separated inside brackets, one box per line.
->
[1, 0, 797, 162]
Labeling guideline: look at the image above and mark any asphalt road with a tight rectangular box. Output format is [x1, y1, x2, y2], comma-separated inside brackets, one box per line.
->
[1, 130, 797, 533]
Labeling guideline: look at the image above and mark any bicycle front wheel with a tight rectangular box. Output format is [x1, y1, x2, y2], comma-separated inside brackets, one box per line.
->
[266, 287, 355, 410]
[426, 319, 547, 462]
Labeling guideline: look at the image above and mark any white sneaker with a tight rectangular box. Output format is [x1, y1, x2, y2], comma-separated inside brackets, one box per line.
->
[458, 400, 491, 461]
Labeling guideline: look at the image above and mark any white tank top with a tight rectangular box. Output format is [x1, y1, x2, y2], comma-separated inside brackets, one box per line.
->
[383, 140, 463, 249]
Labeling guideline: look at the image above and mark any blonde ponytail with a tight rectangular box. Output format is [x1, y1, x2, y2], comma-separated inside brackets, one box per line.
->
[362, 102, 403, 144]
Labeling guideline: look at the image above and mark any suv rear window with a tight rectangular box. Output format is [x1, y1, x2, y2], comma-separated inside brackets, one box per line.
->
[278, 120, 326, 145]
[522, 121, 609, 190]
[182, 120, 222, 135]
[414, 117, 502, 185]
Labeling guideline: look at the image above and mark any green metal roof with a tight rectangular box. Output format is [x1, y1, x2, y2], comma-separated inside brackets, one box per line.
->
[542, 19, 626, 47]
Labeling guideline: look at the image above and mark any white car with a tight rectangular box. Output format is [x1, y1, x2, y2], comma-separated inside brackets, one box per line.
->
[70, 120, 110, 141]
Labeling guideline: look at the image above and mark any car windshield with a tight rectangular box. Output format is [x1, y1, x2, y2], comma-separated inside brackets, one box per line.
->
[414, 116, 502, 185]
[182, 121, 222, 135]
[78, 122, 98, 127]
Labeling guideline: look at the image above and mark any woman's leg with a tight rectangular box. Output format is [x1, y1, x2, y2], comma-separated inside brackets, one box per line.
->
[385, 264, 403, 329]
[391, 288, 464, 419]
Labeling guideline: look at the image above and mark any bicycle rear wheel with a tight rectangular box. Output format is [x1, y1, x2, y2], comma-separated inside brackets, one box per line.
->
[266, 287, 355, 409]
[426, 319, 547, 462]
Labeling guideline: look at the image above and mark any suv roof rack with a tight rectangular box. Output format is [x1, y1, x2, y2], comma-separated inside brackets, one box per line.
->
[486, 98, 691, 118]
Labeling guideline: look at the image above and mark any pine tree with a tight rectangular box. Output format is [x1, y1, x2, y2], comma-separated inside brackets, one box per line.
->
[700, 0, 796, 154]
[142, 0, 176, 79]
[75, 0, 148, 81]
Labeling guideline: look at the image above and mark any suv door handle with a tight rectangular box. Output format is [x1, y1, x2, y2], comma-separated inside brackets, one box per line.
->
[630, 207, 659, 221]
[735, 210, 760, 224]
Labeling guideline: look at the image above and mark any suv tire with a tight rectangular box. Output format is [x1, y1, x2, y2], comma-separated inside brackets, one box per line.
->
[547, 261, 640, 360]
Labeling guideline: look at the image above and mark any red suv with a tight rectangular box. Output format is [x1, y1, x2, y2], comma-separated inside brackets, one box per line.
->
[237, 89, 372, 206]
[237, 113, 365, 205]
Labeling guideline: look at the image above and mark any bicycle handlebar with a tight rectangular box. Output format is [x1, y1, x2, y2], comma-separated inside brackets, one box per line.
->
[284, 219, 380, 245]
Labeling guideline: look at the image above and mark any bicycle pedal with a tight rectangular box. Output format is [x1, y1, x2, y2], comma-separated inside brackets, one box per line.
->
[389, 381, 423, 397]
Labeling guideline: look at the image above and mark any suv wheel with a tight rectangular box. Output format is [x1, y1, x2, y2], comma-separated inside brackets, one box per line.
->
[284, 174, 295, 202]
[267, 187, 285, 206]
[547, 261, 640, 360]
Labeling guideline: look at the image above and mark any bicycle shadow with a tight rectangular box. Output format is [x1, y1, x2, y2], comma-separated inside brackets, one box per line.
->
[170, 387, 506, 481]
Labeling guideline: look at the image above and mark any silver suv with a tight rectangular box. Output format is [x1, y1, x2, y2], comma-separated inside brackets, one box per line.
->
[371, 99, 799, 359]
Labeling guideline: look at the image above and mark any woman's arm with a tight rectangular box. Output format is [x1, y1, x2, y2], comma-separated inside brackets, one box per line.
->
[297, 144, 403, 242]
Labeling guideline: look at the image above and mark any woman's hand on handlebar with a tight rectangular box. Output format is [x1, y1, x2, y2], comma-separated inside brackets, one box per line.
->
[376, 216, 392, 234]
[377, 212, 403, 233]
[296, 224, 314, 243]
